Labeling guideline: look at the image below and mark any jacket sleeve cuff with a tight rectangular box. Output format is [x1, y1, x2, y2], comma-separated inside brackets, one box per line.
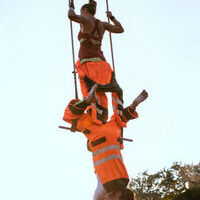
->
[123, 106, 139, 121]
[68, 99, 88, 115]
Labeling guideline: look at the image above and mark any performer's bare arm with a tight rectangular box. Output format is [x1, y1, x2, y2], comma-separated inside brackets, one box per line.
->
[68, 8, 92, 25]
[103, 11, 124, 33]
[68, 0, 88, 24]
[68, 7, 124, 34]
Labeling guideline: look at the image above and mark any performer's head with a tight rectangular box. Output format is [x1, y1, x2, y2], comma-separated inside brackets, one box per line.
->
[104, 188, 136, 200]
[81, 0, 97, 16]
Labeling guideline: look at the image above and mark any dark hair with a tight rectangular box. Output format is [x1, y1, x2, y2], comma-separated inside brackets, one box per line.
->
[120, 188, 134, 200]
[81, 0, 97, 16]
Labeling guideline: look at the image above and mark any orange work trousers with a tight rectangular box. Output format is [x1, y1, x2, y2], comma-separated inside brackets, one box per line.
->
[76, 60, 125, 125]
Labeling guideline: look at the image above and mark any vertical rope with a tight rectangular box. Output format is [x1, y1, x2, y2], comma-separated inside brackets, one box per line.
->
[69, 0, 78, 99]
[105, 0, 115, 75]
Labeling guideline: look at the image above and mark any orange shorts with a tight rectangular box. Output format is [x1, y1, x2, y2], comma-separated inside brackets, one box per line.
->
[76, 60, 113, 97]
[76, 60, 125, 126]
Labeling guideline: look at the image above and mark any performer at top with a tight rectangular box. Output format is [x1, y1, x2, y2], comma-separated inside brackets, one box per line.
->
[68, 0, 126, 125]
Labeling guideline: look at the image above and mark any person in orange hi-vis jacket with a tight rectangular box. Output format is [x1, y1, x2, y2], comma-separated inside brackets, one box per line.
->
[63, 84, 148, 200]
[68, 0, 126, 125]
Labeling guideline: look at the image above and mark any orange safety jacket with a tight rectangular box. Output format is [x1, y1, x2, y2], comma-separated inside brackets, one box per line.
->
[63, 99, 138, 192]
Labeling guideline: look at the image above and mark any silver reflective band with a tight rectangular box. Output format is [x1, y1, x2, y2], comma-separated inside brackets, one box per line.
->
[94, 154, 122, 167]
[95, 94, 101, 105]
[92, 145, 120, 156]
[112, 104, 116, 111]
[112, 96, 123, 106]
[80, 38, 86, 43]
[89, 39, 101, 45]
[80, 57, 102, 64]
[112, 105, 123, 116]
[91, 103, 103, 115]
[117, 110, 123, 116]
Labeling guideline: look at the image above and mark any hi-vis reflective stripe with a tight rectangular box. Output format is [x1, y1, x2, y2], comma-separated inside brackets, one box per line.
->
[80, 38, 86, 43]
[80, 38, 100, 45]
[93, 154, 122, 167]
[117, 110, 123, 116]
[90, 39, 101, 45]
[95, 93, 101, 105]
[80, 57, 102, 64]
[92, 145, 120, 156]
[112, 96, 123, 106]
[91, 103, 103, 115]
[112, 104, 123, 116]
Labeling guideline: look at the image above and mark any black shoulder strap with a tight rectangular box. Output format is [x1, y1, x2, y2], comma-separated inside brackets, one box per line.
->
[121, 128, 123, 138]
[71, 119, 78, 132]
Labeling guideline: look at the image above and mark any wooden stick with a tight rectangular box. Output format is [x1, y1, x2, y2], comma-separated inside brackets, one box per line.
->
[122, 138, 133, 142]
[59, 126, 73, 131]
[59, 126, 133, 142]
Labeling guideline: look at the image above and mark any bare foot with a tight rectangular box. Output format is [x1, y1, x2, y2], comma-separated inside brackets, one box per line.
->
[131, 90, 148, 108]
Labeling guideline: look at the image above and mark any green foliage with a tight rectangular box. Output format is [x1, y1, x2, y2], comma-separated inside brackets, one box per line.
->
[129, 162, 200, 200]
[173, 184, 200, 200]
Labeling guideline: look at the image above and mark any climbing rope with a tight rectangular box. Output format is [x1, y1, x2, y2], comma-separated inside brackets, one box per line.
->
[105, 0, 115, 74]
[68, 0, 78, 99]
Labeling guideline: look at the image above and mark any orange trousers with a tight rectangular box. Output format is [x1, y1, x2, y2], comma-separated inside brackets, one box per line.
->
[76, 60, 125, 125]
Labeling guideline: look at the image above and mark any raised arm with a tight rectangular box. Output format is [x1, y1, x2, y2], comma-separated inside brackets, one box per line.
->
[68, 0, 90, 24]
[103, 11, 124, 33]
[68, 8, 89, 24]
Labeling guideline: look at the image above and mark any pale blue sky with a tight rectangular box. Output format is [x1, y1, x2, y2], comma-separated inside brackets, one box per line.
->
[0, 0, 200, 200]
